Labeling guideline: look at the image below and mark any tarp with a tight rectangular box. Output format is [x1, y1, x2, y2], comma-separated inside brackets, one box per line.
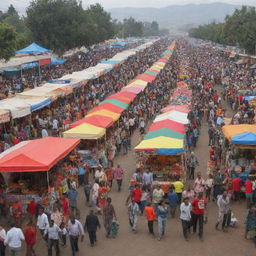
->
[16, 43, 52, 55]
[63, 123, 106, 140]
[154, 110, 189, 124]
[222, 125, 256, 141]
[99, 99, 128, 109]
[144, 128, 184, 140]
[149, 120, 185, 134]
[0, 137, 80, 172]
[86, 110, 120, 121]
[122, 86, 144, 94]
[135, 136, 184, 155]
[89, 103, 124, 114]
[69, 115, 114, 129]
[30, 97, 52, 112]
[161, 105, 190, 113]
[106, 95, 132, 104]
[231, 132, 256, 145]
[51, 57, 66, 65]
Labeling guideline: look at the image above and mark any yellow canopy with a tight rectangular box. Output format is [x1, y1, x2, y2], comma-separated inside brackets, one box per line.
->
[154, 62, 165, 67]
[128, 80, 148, 86]
[63, 123, 105, 140]
[222, 124, 256, 141]
[135, 136, 183, 150]
[86, 109, 120, 121]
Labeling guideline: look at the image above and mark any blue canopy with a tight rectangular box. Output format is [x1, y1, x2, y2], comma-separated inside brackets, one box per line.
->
[16, 43, 52, 55]
[51, 57, 66, 65]
[244, 96, 256, 101]
[100, 60, 120, 65]
[156, 148, 184, 155]
[232, 132, 256, 145]
[31, 98, 51, 112]
[21, 62, 39, 69]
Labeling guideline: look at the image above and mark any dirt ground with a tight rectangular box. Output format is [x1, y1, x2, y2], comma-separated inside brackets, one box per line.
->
[17, 85, 256, 256]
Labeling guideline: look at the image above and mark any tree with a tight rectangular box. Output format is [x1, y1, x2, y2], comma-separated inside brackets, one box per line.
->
[26, 0, 97, 53]
[122, 17, 143, 37]
[0, 23, 17, 60]
[87, 4, 115, 43]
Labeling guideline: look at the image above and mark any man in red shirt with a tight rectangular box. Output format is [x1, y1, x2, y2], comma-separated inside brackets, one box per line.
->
[132, 184, 142, 214]
[145, 202, 155, 235]
[27, 198, 37, 221]
[232, 177, 241, 201]
[245, 178, 253, 208]
[192, 192, 207, 241]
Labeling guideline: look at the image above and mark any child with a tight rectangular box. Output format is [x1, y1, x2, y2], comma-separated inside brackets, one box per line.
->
[59, 222, 67, 246]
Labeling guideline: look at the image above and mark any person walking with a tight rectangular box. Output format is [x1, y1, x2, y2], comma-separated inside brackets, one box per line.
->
[192, 192, 207, 241]
[131, 184, 142, 214]
[84, 210, 101, 247]
[128, 199, 140, 232]
[173, 179, 184, 205]
[188, 152, 198, 179]
[113, 165, 124, 192]
[67, 215, 85, 256]
[44, 220, 60, 256]
[37, 207, 49, 239]
[142, 169, 153, 190]
[167, 186, 179, 218]
[23, 220, 36, 256]
[103, 197, 116, 238]
[215, 191, 231, 232]
[0, 224, 6, 256]
[180, 197, 192, 241]
[156, 201, 168, 241]
[68, 188, 79, 219]
[4, 223, 25, 256]
[144, 202, 155, 236]
[194, 172, 205, 195]
[152, 185, 164, 210]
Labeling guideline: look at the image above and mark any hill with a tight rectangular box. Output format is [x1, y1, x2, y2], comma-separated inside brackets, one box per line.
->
[109, 2, 241, 30]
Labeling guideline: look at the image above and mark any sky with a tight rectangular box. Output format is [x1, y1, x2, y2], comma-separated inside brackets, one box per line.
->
[1, 0, 256, 13]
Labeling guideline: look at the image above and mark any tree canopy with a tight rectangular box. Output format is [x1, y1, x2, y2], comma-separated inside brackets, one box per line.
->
[189, 6, 256, 54]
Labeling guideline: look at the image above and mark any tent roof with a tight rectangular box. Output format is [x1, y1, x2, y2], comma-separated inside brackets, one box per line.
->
[86, 109, 120, 121]
[63, 123, 105, 140]
[161, 105, 190, 113]
[16, 43, 52, 55]
[231, 132, 256, 145]
[89, 102, 124, 114]
[144, 128, 184, 140]
[222, 124, 256, 141]
[99, 99, 128, 109]
[107, 91, 136, 100]
[122, 86, 144, 94]
[154, 110, 189, 124]
[70, 115, 114, 129]
[149, 120, 185, 134]
[106, 95, 132, 104]
[0, 137, 79, 172]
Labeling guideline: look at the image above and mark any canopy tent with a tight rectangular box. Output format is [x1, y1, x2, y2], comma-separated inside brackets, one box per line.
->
[122, 86, 144, 94]
[231, 132, 256, 145]
[135, 136, 184, 155]
[144, 128, 184, 140]
[16, 43, 52, 55]
[107, 91, 136, 101]
[86, 109, 120, 121]
[99, 99, 128, 109]
[222, 124, 256, 141]
[51, 57, 66, 65]
[149, 120, 185, 134]
[88, 102, 124, 114]
[128, 80, 148, 86]
[63, 123, 106, 140]
[69, 115, 114, 129]
[106, 95, 132, 104]
[154, 110, 189, 124]
[161, 105, 190, 113]
[0, 137, 80, 172]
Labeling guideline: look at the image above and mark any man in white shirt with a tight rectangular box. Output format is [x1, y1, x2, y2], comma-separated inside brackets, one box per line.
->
[180, 197, 192, 241]
[52, 118, 58, 135]
[44, 220, 60, 256]
[67, 215, 84, 256]
[4, 223, 24, 256]
[41, 128, 49, 138]
[37, 208, 49, 239]
[143, 169, 153, 190]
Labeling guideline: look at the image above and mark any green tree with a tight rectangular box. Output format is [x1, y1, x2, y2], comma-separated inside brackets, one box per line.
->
[26, 0, 97, 53]
[0, 23, 17, 60]
[122, 17, 143, 37]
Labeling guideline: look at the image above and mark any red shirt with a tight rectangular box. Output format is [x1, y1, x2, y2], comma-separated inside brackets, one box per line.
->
[132, 188, 142, 203]
[24, 226, 36, 245]
[232, 178, 241, 192]
[145, 206, 155, 221]
[245, 180, 253, 194]
[192, 197, 207, 215]
[27, 201, 37, 215]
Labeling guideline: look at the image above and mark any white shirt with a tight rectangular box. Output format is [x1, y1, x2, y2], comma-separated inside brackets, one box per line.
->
[129, 118, 135, 126]
[67, 220, 84, 236]
[4, 227, 24, 248]
[44, 224, 60, 240]
[41, 129, 48, 138]
[180, 202, 192, 221]
[52, 119, 58, 129]
[0, 229, 6, 241]
[37, 213, 49, 230]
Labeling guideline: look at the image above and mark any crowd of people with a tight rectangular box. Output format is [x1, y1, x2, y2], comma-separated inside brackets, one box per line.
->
[0, 38, 256, 256]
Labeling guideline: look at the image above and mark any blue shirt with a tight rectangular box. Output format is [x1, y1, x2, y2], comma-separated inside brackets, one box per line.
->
[157, 206, 168, 219]
[167, 192, 178, 206]
[78, 166, 85, 175]
[68, 189, 78, 201]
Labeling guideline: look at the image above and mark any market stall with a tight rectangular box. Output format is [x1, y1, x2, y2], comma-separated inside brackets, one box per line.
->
[0, 137, 80, 209]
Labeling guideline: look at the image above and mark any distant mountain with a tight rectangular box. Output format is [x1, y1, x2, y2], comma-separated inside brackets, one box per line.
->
[109, 2, 241, 30]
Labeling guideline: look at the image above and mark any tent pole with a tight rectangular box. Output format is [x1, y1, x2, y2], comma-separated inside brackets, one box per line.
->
[46, 171, 50, 188]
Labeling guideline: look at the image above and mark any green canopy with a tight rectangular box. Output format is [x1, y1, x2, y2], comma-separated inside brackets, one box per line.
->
[99, 99, 128, 109]
[145, 70, 158, 76]
[143, 128, 184, 140]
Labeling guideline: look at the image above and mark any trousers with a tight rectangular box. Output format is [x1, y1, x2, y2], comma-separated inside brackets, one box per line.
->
[192, 213, 204, 237]
[88, 230, 97, 245]
[69, 235, 79, 256]
[158, 217, 167, 237]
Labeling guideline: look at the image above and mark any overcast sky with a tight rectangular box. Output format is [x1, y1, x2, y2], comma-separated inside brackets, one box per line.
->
[1, 0, 256, 13]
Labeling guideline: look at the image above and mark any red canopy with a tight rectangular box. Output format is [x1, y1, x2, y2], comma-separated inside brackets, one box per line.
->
[161, 105, 190, 113]
[108, 91, 136, 100]
[149, 120, 185, 134]
[70, 115, 114, 129]
[136, 74, 155, 82]
[0, 137, 80, 172]
[122, 86, 144, 94]
[88, 102, 124, 114]
[106, 95, 131, 104]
